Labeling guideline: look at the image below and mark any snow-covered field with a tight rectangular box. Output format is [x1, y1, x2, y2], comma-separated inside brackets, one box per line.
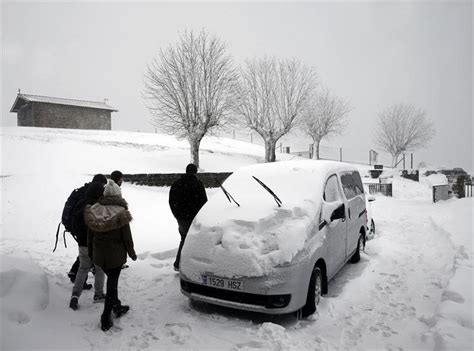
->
[1, 127, 472, 350]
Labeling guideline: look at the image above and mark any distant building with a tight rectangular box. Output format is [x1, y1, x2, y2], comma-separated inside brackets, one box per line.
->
[10, 92, 118, 130]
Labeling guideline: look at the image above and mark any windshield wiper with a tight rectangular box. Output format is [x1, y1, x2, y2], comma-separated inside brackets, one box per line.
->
[215, 177, 240, 207]
[252, 176, 282, 207]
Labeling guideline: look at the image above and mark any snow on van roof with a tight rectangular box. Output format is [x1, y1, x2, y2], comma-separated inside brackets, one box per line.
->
[181, 160, 359, 279]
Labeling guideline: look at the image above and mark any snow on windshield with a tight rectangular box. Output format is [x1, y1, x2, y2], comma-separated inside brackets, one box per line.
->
[181, 160, 349, 279]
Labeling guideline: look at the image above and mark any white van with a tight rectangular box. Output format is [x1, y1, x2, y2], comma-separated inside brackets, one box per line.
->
[180, 160, 367, 317]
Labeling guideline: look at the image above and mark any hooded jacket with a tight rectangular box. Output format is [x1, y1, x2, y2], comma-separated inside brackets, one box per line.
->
[169, 174, 208, 221]
[84, 196, 136, 269]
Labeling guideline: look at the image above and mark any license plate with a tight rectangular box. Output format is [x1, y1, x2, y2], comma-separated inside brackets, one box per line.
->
[202, 275, 244, 291]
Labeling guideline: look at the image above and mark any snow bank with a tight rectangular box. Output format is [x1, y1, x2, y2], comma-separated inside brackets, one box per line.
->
[0, 255, 49, 325]
[1, 127, 298, 175]
[421, 173, 449, 187]
[429, 198, 473, 349]
[392, 176, 433, 201]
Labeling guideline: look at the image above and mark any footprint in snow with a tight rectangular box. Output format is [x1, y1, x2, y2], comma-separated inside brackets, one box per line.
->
[233, 340, 265, 350]
[164, 323, 192, 345]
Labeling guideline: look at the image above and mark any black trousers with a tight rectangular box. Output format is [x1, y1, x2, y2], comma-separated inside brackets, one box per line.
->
[102, 267, 122, 315]
[70, 257, 80, 274]
[173, 219, 193, 268]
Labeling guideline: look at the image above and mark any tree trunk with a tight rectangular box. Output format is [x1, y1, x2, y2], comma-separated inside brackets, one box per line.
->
[189, 138, 202, 168]
[264, 139, 277, 162]
[313, 140, 321, 160]
[392, 153, 400, 168]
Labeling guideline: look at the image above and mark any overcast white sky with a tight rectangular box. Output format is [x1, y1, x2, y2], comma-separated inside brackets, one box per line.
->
[2, 1, 472, 171]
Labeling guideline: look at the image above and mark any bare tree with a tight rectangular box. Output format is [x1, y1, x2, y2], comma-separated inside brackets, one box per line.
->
[375, 104, 435, 167]
[234, 57, 317, 162]
[143, 29, 238, 168]
[300, 88, 351, 159]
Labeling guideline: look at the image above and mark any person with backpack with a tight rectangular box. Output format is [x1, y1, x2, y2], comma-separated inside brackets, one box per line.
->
[169, 164, 207, 271]
[61, 174, 108, 287]
[69, 181, 107, 310]
[84, 179, 137, 331]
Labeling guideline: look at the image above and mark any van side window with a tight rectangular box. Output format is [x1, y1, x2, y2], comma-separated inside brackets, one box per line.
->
[341, 171, 364, 199]
[352, 171, 364, 195]
[323, 175, 341, 202]
[341, 172, 357, 199]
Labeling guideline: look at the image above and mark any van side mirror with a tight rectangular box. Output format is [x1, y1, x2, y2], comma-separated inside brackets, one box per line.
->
[330, 203, 345, 221]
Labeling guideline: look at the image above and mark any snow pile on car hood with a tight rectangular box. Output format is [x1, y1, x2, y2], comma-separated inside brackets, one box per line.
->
[181, 160, 346, 279]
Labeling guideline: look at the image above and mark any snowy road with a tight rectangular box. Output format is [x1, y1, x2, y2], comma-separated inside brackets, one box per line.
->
[5, 185, 469, 350]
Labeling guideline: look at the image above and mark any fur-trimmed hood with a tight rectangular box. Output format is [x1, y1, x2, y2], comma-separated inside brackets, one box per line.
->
[84, 196, 132, 232]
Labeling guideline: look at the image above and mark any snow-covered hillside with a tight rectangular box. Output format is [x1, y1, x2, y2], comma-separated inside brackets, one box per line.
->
[1, 127, 472, 350]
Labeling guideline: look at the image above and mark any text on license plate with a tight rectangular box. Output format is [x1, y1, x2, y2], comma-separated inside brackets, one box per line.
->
[202, 275, 244, 291]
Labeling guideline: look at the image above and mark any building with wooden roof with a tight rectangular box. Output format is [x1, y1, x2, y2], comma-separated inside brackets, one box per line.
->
[10, 91, 118, 130]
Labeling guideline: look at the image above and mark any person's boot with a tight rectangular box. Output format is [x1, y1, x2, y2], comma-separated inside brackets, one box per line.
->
[69, 296, 79, 311]
[100, 312, 113, 331]
[112, 303, 130, 317]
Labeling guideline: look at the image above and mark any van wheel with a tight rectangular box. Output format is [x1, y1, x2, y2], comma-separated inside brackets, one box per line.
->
[350, 234, 364, 263]
[370, 219, 375, 235]
[301, 266, 322, 318]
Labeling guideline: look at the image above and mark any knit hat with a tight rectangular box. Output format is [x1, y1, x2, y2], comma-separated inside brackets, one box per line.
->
[92, 174, 107, 185]
[103, 179, 122, 197]
[186, 163, 198, 174]
[85, 181, 105, 201]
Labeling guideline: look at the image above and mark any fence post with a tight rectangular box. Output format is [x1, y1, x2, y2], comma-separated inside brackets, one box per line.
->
[411, 153, 413, 169]
[250, 133, 253, 143]
[403, 154, 406, 169]
[340, 148, 343, 162]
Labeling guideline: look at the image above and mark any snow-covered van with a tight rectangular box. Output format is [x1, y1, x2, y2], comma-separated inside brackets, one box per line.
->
[180, 160, 367, 317]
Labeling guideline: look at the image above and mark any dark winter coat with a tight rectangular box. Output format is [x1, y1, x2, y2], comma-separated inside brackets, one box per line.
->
[84, 196, 136, 270]
[71, 182, 105, 246]
[169, 174, 208, 221]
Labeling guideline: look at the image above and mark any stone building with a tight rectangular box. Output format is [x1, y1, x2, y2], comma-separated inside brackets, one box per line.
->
[10, 92, 118, 130]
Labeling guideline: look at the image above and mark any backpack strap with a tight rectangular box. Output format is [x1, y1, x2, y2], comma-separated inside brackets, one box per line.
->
[53, 222, 62, 252]
[63, 229, 68, 248]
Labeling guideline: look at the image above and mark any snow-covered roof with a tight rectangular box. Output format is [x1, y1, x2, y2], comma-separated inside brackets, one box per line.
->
[10, 93, 118, 112]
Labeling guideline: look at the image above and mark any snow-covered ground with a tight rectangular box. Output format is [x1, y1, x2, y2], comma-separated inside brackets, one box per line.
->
[1, 127, 472, 350]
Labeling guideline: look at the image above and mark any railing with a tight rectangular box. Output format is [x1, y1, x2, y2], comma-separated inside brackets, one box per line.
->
[366, 183, 393, 197]
[433, 184, 450, 203]
[465, 184, 473, 198]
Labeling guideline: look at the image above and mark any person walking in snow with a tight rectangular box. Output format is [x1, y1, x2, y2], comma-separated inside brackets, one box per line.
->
[69, 180, 107, 311]
[66, 174, 108, 288]
[169, 163, 207, 271]
[84, 179, 137, 332]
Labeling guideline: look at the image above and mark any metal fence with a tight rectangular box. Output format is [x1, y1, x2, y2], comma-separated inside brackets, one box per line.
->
[433, 185, 450, 203]
[366, 183, 393, 197]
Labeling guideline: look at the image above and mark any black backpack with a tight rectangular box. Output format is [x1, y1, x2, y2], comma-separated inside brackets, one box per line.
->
[53, 184, 88, 252]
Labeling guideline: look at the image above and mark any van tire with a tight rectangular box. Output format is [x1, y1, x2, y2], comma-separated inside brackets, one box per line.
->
[350, 234, 364, 263]
[370, 219, 375, 235]
[301, 266, 322, 318]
